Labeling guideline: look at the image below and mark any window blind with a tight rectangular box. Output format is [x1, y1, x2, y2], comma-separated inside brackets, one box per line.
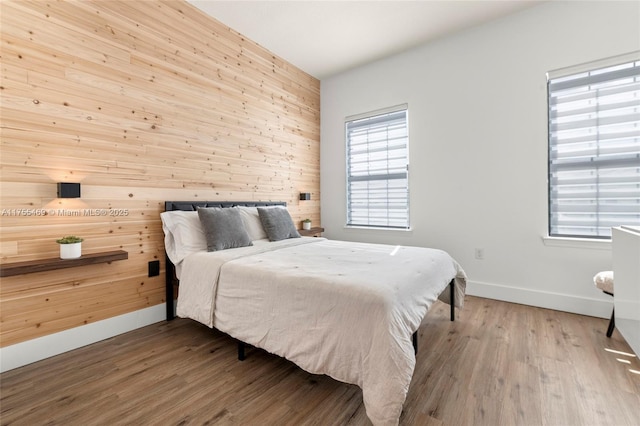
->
[346, 106, 409, 229]
[548, 58, 640, 238]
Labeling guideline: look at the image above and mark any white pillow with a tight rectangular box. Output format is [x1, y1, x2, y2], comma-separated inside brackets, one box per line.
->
[160, 211, 207, 264]
[236, 206, 268, 241]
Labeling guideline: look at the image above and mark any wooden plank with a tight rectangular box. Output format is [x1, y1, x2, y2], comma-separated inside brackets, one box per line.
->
[0, 0, 320, 346]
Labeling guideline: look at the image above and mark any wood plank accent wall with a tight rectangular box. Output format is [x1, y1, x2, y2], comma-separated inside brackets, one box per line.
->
[0, 0, 320, 347]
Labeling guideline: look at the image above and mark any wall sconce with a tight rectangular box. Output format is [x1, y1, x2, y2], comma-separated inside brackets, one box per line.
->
[299, 192, 311, 201]
[57, 182, 81, 198]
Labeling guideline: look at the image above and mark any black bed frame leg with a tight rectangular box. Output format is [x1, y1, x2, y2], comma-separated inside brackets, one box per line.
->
[414, 279, 455, 356]
[166, 255, 175, 321]
[238, 342, 246, 361]
[450, 279, 455, 322]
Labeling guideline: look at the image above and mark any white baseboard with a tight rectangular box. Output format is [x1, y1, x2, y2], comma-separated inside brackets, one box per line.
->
[0, 304, 166, 373]
[466, 280, 613, 319]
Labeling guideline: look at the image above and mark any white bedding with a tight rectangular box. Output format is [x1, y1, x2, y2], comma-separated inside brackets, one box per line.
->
[177, 237, 466, 426]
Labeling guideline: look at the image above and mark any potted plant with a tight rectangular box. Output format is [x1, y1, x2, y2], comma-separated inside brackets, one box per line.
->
[56, 235, 83, 259]
[302, 218, 312, 230]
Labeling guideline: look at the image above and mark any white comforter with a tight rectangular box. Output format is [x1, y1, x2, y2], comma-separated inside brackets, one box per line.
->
[177, 237, 466, 426]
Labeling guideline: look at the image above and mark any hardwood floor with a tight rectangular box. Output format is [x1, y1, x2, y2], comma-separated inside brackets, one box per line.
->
[2, 296, 639, 425]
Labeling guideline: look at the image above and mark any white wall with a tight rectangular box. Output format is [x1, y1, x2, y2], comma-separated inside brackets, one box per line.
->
[320, 1, 640, 318]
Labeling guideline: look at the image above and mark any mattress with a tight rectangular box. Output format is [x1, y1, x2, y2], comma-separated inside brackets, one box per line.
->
[177, 237, 466, 426]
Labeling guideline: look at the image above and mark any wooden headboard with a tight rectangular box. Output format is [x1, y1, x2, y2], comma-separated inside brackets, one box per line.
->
[163, 201, 287, 320]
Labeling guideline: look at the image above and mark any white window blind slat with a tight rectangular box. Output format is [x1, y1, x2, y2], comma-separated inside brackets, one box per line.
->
[548, 57, 640, 239]
[346, 106, 409, 229]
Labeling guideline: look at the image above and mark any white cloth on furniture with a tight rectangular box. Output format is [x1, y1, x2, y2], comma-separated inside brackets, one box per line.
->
[594, 270, 614, 294]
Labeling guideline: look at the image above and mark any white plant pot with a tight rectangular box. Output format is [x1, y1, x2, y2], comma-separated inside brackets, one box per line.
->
[60, 242, 82, 259]
[303, 222, 311, 230]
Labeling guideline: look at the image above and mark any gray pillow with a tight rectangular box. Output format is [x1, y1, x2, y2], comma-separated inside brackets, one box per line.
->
[197, 207, 253, 251]
[257, 206, 301, 241]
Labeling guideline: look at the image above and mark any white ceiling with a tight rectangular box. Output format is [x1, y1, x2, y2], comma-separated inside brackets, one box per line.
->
[188, 0, 544, 80]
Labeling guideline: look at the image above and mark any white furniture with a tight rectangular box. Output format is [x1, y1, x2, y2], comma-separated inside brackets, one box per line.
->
[612, 226, 640, 357]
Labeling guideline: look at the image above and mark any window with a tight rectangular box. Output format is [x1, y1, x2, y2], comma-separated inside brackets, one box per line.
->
[548, 56, 640, 239]
[346, 105, 409, 229]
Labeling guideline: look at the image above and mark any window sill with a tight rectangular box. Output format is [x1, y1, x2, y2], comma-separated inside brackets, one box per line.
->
[542, 236, 611, 250]
[344, 225, 413, 232]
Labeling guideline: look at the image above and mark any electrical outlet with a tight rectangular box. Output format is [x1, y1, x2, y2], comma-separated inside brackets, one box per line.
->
[148, 260, 160, 277]
[474, 248, 484, 260]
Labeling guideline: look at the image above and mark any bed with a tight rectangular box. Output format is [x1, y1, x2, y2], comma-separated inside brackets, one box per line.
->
[161, 201, 467, 426]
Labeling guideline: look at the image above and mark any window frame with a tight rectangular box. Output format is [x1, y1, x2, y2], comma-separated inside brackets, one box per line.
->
[345, 104, 410, 230]
[546, 52, 640, 240]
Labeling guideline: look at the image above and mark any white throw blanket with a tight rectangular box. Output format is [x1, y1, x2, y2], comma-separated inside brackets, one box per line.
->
[177, 238, 467, 426]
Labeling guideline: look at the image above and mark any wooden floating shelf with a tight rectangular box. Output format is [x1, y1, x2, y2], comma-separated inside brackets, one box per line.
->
[299, 227, 324, 237]
[0, 250, 128, 277]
